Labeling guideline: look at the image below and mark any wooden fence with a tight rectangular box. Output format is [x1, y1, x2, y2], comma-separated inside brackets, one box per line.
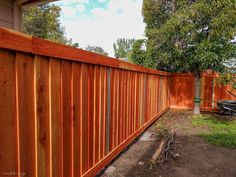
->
[0, 28, 171, 177]
[170, 73, 236, 111]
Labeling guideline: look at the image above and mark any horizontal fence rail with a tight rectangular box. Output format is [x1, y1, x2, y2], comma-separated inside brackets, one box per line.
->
[0, 27, 171, 177]
[170, 73, 236, 111]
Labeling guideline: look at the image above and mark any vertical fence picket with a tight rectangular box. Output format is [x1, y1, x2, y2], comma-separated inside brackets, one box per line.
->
[50, 58, 63, 177]
[61, 61, 73, 177]
[88, 64, 95, 169]
[35, 56, 50, 177]
[16, 53, 37, 177]
[0, 50, 18, 175]
[72, 62, 82, 177]
[106, 67, 111, 154]
[81, 63, 89, 174]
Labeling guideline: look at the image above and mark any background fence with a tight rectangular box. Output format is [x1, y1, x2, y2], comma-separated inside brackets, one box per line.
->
[170, 73, 236, 111]
[0, 28, 171, 177]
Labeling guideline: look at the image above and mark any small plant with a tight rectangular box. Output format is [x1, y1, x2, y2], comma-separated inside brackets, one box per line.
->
[192, 114, 236, 148]
[156, 123, 168, 138]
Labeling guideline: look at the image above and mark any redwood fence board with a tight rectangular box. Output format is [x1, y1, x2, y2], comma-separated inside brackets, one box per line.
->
[170, 73, 236, 111]
[0, 49, 18, 175]
[0, 27, 171, 177]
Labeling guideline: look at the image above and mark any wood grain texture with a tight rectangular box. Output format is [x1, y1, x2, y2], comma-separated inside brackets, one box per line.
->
[109, 68, 114, 151]
[35, 56, 50, 177]
[50, 58, 63, 177]
[72, 62, 82, 177]
[0, 49, 18, 175]
[62, 61, 73, 177]
[99, 66, 106, 160]
[94, 65, 100, 164]
[88, 64, 95, 168]
[16, 52, 37, 177]
[81, 63, 89, 174]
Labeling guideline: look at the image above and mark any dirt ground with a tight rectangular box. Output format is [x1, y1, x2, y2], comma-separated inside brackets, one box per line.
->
[98, 110, 236, 177]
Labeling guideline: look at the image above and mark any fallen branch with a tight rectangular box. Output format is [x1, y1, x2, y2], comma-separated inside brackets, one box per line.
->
[151, 139, 166, 162]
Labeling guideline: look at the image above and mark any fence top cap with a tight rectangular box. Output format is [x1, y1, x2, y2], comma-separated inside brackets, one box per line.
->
[0, 27, 171, 76]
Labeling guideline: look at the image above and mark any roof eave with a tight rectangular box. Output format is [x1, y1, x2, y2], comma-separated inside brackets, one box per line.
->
[21, 0, 58, 6]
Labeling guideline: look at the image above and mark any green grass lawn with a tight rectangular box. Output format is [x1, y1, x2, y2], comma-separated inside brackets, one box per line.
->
[192, 114, 236, 148]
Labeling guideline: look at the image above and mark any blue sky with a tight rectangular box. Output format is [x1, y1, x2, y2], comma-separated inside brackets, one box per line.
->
[53, 0, 145, 57]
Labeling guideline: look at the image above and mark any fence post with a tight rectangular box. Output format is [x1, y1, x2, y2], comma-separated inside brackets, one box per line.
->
[212, 78, 215, 110]
[142, 74, 147, 124]
[158, 76, 163, 112]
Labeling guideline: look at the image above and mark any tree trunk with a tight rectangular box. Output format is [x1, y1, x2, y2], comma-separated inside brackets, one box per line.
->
[193, 69, 201, 115]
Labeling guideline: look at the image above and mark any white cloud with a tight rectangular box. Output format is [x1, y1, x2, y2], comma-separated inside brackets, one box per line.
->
[75, 4, 85, 12]
[58, 0, 89, 6]
[78, 0, 89, 3]
[91, 8, 106, 18]
[56, 0, 146, 57]
[56, 0, 87, 16]
[97, 0, 108, 3]
[61, 6, 77, 17]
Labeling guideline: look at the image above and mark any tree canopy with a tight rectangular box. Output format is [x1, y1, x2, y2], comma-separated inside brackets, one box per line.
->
[142, 0, 236, 74]
[113, 38, 136, 59]
[22, 3, 78, 47]
[85, 45, 108, 56]
[129, 39, 147, 66]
